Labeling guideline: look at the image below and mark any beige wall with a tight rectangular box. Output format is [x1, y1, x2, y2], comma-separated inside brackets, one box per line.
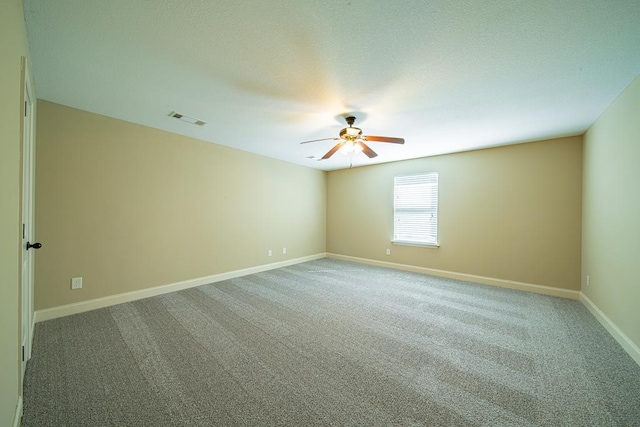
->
[0, 0, 30, 424]
[327, 137, 583, 290]
[34, 101, 326, 310]
[582, 75, 640, 349]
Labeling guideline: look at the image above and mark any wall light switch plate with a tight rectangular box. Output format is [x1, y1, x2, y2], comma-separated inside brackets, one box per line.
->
[386, 248, 391, 256]
[71, 277, 83, 290]
[268, 250, 272, 257]
[283, 248, 287, 255]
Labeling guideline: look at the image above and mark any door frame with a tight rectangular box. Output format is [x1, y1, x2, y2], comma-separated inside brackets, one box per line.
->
[20, 56, 36, 386]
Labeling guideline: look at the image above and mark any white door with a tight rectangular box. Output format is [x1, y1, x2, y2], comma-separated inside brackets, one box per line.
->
[21, 57, 37, 382]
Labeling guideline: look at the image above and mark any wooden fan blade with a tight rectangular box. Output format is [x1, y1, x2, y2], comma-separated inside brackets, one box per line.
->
[364, 135, 405, 144]
[357, 142, 378, 158]
[300, 137, 339, 144]
[321, 142, 344, 159]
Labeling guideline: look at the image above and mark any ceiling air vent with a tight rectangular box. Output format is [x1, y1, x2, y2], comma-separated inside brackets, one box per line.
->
[168, 111, 206, 126]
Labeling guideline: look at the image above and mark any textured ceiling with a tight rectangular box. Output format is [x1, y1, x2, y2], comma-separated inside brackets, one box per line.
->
[24, 0, 640, 170]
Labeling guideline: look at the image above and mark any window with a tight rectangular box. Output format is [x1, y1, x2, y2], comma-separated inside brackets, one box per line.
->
[393, 172, 439, 246]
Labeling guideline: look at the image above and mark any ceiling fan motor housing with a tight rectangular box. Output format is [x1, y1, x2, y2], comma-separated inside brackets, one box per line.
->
[340, 126, 362, 139]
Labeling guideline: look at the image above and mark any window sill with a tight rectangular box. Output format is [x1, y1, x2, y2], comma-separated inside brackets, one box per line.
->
[392, 240, 440, 248]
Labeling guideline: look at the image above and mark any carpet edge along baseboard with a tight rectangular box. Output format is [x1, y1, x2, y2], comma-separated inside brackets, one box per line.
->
[34, 253, 327, 322]
[34, 252, 640, 368]
[326, 253, 580, 299]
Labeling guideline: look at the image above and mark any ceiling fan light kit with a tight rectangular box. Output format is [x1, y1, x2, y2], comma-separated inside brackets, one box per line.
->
[338, 140, 363, 155]
[301, 115, 404, 163]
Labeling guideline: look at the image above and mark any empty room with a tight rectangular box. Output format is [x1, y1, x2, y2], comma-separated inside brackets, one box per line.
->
[2, 0, 640, 425]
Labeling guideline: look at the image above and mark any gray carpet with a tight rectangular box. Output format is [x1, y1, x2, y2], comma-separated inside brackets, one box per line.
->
[22, 258, 640, 426]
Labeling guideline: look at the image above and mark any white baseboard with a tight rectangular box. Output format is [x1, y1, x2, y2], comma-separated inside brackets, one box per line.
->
[30, 252, 640, 369]
[327, 253, 581, 300]
[35, 253, 326, 322]
[13, 396, 22, 427]
[29, 316, 35, 360]
[580, 293, 640, 367]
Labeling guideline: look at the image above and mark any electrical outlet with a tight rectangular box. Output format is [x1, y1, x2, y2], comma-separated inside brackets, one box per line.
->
[586, 275, 590, 287]
[386, 248, 391, 256]
[71, 277, 83, 290]
[283, 247, 287, 255]
[268, 249, 272, 257]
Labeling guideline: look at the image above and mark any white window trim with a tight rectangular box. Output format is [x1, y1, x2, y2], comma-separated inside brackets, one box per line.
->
[391, 240, 440, 248]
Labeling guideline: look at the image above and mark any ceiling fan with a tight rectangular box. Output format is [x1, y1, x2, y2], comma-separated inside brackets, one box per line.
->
[300, 116, 404, 161]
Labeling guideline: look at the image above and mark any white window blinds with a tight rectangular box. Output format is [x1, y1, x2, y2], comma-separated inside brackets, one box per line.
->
[393, 172, 439, 245]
